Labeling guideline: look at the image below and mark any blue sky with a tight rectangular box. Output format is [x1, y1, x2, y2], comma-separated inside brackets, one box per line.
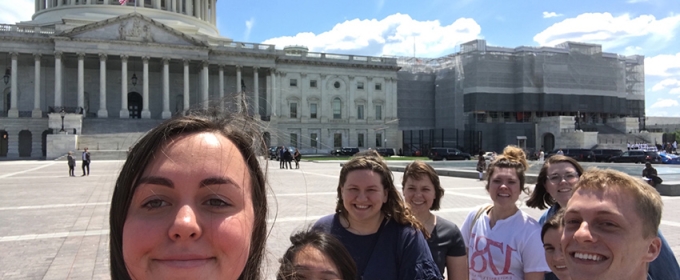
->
[3, 0, 680, 116]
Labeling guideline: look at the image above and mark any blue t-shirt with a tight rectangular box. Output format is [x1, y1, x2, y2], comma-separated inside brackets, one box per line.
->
[541, 204, 680, 280]
[313, 214, 443, 280]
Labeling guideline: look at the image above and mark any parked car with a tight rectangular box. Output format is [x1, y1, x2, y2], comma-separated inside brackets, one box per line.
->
[376, 148, 395, 157]
[268, 146, 278, 160]
[547, 148, 595, 162]
[428, 147, 472, 161]
[609, 150, 660, 163]
[331, 147, 360, 156]
[660, 151, 680, 164]
[591, 149, 623, 162]
[483, 152, 495, 161]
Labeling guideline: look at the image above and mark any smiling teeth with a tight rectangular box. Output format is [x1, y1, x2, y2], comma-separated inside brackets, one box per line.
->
[574, 252, 604, 261]
[499, 194, 510, 197]
[555, 265, 566, 269]
[355, 205, 369, 209]
[558, 188, 572, 193]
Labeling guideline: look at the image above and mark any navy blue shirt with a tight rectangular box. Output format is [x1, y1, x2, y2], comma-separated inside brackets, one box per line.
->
[313, 214, 443, 280]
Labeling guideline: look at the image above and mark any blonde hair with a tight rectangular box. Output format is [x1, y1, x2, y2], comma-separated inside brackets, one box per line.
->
[485, 145, 529, 191]
[574, 168, 663, 238]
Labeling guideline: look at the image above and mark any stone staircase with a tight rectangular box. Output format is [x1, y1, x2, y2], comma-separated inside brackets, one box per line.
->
[72, 118, 165, 160]
[593, 123, 651, 150]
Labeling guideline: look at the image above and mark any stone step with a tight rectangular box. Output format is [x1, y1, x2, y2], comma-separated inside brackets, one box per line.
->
[54, 150, 129, 161]
[81, 118, 163, 134]
[77, 133, 146, 151]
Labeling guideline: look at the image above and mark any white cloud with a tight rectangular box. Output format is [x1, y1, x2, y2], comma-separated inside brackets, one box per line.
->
[261, 13, 482, 57]
[645, 53, 680, 77]
[533, 12, 680, 49]
[650, 99, 679, 108]
[0, 0, 33, 24]
[651, 78, 680, 94]
[244, 18, 255, 42]
[542, 12, 563, 19]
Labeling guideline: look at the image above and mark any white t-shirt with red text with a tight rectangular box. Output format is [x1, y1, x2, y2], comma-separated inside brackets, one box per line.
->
[460, 206, 550, 280]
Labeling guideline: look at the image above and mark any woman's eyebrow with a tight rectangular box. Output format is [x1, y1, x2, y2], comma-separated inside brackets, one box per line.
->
[201, 177, 241, 189]
[137, 176, 174, 188]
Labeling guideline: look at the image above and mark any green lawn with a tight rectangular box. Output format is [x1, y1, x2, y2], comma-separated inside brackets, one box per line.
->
[303, 156, 429, 161]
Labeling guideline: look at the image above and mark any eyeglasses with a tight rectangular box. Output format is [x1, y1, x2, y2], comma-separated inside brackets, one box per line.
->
[547, 173, 579, 184]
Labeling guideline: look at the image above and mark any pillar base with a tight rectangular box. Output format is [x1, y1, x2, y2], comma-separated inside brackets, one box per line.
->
[141, 110, 151, 119]
[161, 111, 171, 119]
[8, 109, 19, 118]
[97, 109, 108, 118]
[32, 109, 43, 118]
[119, 109, 130, 118]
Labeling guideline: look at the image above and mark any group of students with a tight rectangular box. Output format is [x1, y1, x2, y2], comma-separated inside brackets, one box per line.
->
[108, 111, 679, 280]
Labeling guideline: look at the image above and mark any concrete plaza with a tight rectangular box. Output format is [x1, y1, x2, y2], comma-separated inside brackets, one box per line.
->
[1, 159, 679, 279]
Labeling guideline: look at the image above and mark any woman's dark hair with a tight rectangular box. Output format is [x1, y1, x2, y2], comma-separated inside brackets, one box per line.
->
[541, 209, 565, 243]
[109, 110, 268, 280]
[277, 229, 357, 280]
[526, 155, 584, 210]
[401, 160, 445, 210]
[336, 150, 428, 238]
[485, 146, 529, 191]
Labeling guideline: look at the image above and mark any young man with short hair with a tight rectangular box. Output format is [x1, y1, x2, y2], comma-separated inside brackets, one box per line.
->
[561, 168, 663, 280]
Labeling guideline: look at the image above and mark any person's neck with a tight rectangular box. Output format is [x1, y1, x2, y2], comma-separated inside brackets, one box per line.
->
[489, 204, 518, 228]
[342, 213, 385, 235]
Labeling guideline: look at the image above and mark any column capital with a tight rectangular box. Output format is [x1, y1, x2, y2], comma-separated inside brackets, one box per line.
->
[99, 53, 108, 61]
[235, 65, 242, 70]
[10, 52, 18, 59]
[33, 53, 42, 60]
[77, 52, 86, 59]
[320, 74, 327, 79]
[183, 59, 190, 66]
[348, 75, 354, 80]
[162, 57, 170, 64]
[253, 66, 260, 71]
[201, 60, 209, 67]
[367, 77, 374, 82]
[270, 68, 276, 74]
[218, 64, 225, 70]
[54, 51, 63, 58]
[300, 72, 307, 78]
[120, 54, 128, 62]
[142, 56, 150, 62]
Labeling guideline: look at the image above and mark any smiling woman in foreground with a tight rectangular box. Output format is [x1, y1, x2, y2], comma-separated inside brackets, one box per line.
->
[109, 111, 268, 280]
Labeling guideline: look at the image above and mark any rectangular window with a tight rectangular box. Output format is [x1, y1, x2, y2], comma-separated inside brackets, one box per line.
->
[334, 133, 342, 148]
[375, 105, 382, 120]
[310, 103, 317, 119]
[310, 80, 317, 88]
[357, 105, 364, 120]
[357, 81, 364, 90]
[358, 133, 365, 148]
[311, 133, 318, 148]
[375, 83, 382, 90]
[333, 100, 342, 119]
[376, 133, 383, 147]
[290, 133, 298, 147]
[290, 102, 297, 118]
[290, 79, 297, 87]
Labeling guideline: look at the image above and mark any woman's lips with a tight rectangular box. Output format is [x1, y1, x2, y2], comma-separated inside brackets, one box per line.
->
[155, 257, 215, 268]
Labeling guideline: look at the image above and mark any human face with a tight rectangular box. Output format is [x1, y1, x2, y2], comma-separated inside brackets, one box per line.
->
[123, 132, 254, 280]
[543, 228, 571, 280]
[561, 188, 660, 280]
[488, 167, 521, 207]
[402, 176, 436, 214]
[292, 245, 342, 280]
[341, 169, 388, 227]
[546, 162, 579, 207]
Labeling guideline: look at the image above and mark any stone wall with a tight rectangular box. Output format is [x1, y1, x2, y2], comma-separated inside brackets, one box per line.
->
[46, 134, 78, 160]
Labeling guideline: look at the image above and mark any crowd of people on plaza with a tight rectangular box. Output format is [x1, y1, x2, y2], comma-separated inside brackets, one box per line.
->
[278, 146, 302, 169]
[107, 110, 679, 280]
[628, 141, 678, 154]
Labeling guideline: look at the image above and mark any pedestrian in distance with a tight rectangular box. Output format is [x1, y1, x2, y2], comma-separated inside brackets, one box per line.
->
[283, 148, 293, 169]
[279, 146, 285, 169]
[81, 147, 91, 176]
[67, 151, 76, 177]
[294, 149, 301, 169]
[277, 228, 357, 280]
[476, 151, 486, 181]
[642, 162, 662, 188]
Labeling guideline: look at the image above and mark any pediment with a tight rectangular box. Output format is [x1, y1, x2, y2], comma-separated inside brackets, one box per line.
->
[61, 13, 206, 47]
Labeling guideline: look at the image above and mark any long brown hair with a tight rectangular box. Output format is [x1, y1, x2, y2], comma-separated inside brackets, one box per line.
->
[109, 110, 268, 280]
[401, 160, 445, 211]
[335, 150, 428, 238]
[526, 155, 583, 210]
[485, 146, 529, 192]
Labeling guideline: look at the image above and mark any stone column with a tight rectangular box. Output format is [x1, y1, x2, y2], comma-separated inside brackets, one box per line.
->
[186, 0, 193, 17]
[201, 60, 209, 109]
[253, 67, 259, 117]
[211, 0, 216, 24]
[77, 53, 85, 111]
[391, 77, 397, 119]
[54, 52, 62, 107]
[120, 55, 129, 118]
[320, 74, 327, 122]
[161, 57, 171, 119]
[8, 52, 18, 118]
[98, 53, 108, 118]
[348, 76, 355, 121]
[196, 0, 202, 19]
[58, 0, 62, 6]
[32, 54, 42, 118]
[35, 0, 40, 13]
[218, 65, 224, 111]
[236, 65, 242, 112]
[183, 59, 189, 114]
[265, 72, 271, 116]
[141, 56, 150, 118]
[270, 68, 277, 116]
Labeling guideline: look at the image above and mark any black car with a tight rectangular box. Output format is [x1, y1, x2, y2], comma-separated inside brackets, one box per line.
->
[592, 149, 623, 162]
[609, 150, 661, 163]
[331, 147, 360, 156]
[376, 148, 395, 157]
[547, 149, 595, 162]
[428, 147, 471, 161]
[268, 146, 278, 160]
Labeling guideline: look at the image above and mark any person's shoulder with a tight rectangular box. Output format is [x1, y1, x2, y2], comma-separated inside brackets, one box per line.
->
[516, 210, 542, 229]
[435, 216, 459, 230]
[434, 216, 463, 237]
[312, 214, 337, 230]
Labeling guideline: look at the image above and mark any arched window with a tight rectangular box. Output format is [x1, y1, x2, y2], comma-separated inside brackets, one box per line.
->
[332, 98, 342, 119]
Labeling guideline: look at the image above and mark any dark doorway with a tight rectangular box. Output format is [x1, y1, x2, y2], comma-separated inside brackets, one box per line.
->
[263, 132, 271, 147]
[19, 130, 32, 157]
[0, 130, 8, 157]
[42, 129, 52, 157]
[128, 92, 142, 119]
[543, 133, 555, 152]
[4, 91, 9, 112]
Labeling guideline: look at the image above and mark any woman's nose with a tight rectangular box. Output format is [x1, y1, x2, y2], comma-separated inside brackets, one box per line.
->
[168, 205, 202, 241]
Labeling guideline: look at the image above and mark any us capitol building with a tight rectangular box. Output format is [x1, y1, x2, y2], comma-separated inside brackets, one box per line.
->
[0, 0, 400, 159]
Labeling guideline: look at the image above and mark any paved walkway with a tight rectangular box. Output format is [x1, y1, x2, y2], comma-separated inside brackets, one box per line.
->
[1, 159, 679, 279]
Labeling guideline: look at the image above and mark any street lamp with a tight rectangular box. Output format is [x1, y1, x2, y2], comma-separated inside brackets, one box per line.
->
[315, 137, 319, 154]
[59, 107, 66, 132]
[3, 67, 9, 85]
[131, 73, 138, 86]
